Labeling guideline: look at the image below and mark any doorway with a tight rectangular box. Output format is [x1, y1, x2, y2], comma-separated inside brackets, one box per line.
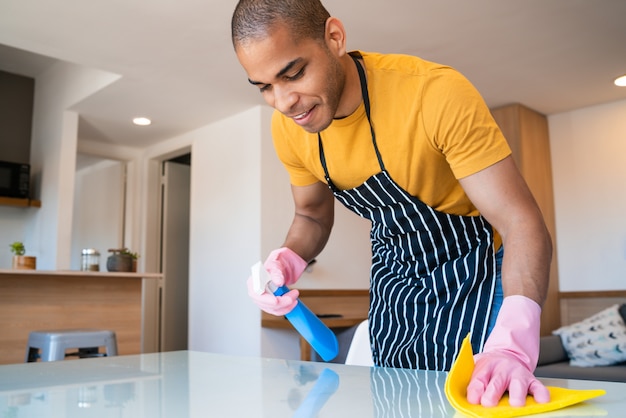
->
[159, 153, 191, 351]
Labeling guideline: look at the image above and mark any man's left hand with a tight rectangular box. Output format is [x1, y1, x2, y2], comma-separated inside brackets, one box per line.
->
[467, 295, 551, 407]
[467, 350, 550, 406]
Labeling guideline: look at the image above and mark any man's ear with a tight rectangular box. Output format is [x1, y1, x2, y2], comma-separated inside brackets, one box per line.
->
[325, 17, 347, 57]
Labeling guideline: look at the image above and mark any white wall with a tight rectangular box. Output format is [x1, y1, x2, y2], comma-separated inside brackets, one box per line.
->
[70, 158, 125, 271]
[26, 61, 120, 270]
[0, 63, 119, 270]
[0, 206, 37, 268]
[549, 98, 626, 291]
[76, 140, 144, 255]
[187, 107, 266, 356]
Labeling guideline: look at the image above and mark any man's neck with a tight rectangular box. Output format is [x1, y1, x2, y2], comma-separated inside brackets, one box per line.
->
[334, 54, 364, 118]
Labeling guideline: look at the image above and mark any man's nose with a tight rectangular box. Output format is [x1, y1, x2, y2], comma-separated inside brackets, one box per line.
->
[272, 84, 298, 114]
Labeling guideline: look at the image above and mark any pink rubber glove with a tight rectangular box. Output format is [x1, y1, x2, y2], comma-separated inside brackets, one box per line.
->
[246, 247, 308, 316]
[467, 295, 551, 407]
[246, 276, 299, 315]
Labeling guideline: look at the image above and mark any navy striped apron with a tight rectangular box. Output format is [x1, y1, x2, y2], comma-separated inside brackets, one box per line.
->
[317, 54, 497, 370]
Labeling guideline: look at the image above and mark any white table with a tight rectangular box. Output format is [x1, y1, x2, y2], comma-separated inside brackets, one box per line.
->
[0, 351, 624, 417]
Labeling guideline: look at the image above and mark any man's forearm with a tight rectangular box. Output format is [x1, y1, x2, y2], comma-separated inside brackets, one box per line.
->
[282, 182, 335, 262]
[500, 216, 552, 306]
[282, 212, 333, 262]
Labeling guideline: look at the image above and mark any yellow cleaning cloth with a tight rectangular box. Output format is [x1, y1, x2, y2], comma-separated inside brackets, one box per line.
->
[444, 335, 606, 418]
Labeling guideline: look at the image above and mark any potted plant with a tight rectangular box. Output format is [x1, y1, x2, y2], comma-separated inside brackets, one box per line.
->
[106, 248, 139, 272]
[122, 248, 140, 272]
[9, 241, 36, 270]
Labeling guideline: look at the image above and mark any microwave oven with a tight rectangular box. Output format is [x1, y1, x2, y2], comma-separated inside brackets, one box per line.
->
[0, 160, 30, 198]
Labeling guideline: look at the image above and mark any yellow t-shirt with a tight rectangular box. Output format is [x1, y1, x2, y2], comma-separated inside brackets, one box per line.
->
[272, 51, 511, 219]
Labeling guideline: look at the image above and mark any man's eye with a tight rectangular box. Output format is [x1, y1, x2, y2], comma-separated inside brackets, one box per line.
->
[286, 68, 305, 81]
[259, 84, 271, 93]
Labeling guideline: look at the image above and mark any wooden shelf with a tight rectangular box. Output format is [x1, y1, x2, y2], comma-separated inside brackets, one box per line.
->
[0, 196, 41, 208]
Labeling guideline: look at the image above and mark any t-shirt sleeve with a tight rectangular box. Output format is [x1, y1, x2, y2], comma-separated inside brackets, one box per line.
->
[421, 68, 512, 179]
[271, 111, 320, 186]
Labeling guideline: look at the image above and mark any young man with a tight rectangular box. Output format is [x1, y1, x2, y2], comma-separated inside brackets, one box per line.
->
[232, 0, 552, 407]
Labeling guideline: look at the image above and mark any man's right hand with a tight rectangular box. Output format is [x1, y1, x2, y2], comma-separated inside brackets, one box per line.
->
[246, 247, 308, 316]
[246, 276, 299, 315]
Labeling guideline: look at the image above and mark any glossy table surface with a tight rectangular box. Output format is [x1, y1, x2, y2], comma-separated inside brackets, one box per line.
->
[0, 351, 624, 417]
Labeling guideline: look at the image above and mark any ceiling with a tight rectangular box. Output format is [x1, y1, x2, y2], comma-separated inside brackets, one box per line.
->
[1, 0, 625, 149]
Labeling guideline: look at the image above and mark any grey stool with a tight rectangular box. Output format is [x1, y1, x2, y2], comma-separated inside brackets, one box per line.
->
[25, 329, 118, 362]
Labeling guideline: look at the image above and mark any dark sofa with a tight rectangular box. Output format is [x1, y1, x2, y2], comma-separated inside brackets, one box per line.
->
[535, 335, 626, 383]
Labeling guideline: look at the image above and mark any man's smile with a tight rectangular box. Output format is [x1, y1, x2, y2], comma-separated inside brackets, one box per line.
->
[290, 105, 318, 128]
[293, 108, 313, 120]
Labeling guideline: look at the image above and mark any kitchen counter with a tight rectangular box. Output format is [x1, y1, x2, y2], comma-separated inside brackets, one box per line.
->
[0, 350, 624, 417]
[0, 269, 161, 364]
[0, 269, 162, 279]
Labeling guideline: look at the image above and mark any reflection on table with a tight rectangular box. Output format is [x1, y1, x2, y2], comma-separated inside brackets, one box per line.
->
[0, 351, 624, 417]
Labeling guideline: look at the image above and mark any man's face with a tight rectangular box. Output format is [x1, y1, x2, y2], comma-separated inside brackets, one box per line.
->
[235, 24, 345, 133]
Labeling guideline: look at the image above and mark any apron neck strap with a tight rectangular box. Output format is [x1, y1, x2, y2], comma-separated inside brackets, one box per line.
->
[317, 53, 386, 192]
[349, 52, 385, 171]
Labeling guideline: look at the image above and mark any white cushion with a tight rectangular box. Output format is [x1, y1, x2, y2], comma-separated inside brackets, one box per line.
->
[553, 304, 626, 367]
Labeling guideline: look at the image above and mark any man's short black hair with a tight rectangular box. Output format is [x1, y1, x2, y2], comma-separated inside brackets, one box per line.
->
[232, 0, 331, 49]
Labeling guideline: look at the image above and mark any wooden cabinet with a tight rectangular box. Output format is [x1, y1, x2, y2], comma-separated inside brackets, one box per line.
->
[0, 269, 161, 364]
[490, 103, 561, 335]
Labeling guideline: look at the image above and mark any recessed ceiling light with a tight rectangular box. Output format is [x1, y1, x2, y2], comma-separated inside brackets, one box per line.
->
[132, 117, 152, 126]
[614, 75, 626, 87]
